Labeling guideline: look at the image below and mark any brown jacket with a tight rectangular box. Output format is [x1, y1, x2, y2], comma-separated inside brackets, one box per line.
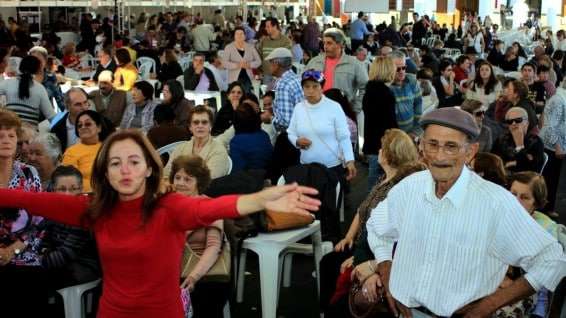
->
[89, 89, 128, 127]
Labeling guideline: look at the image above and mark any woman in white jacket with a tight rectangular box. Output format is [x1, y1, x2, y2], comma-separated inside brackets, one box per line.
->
[287, 69, 357, 181]
[222, 27, 262, 93]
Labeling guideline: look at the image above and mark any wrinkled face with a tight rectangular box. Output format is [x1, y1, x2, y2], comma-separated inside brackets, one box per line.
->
[173, 168, 198, 196]
[27, 142, 56, 175]
[189, 112, 211, 139]
[99, 80, 113, 95]
[106, 139, 152, 200]
[0, 128, 17, 159]
[505, 109, 528, 136]
[356, 50, 367, 62]
[510, 181, 535, 214]
[162, 85, 172, 103]
[98, 51, 111, 65]
[521, 66, 535, 82]
[393, 58, 406, 83]
[77, 114, 101, 142]
[323, 37, 341, 58]
[68, 91, 90, 118]
[53, 175, 82, 195]
[479, 64, 491, 80]
[421, 125, 477, 185]
[302, 80, 323, 104]
[234, 29, 246, 42]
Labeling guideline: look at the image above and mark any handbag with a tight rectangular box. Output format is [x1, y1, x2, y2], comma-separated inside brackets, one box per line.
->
[348, 277, 391, 318]
[181, 226, 231, 283]
[260, 209, 315, 232]
[303, 103, 347, 168]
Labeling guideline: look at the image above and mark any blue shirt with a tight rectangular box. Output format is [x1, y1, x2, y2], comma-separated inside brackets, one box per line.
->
[350, 19, 370, 40]
[273, 70, 304, 130]
[389, 74, 423, 135]
[229, 131, 273, 171]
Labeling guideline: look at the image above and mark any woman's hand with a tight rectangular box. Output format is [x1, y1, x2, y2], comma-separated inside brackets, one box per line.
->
[180, 275, 197, 291]
[260, 183, 320, 217]
[340, 256, 354, 273]
[296, 137, 312, 150]
[0, 247, 15, 266]
[351, 260, 376, 283]
[335, 235, 354, 252]
[362, 273, 384, 303]
[346, 161, 357, 181]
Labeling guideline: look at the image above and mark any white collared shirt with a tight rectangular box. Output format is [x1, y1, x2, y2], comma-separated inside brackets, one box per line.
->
[66, 116, 79, 147]
[367, 167, 566, 317]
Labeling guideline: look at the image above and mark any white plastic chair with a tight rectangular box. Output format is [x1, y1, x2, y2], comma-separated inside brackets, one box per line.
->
[56, 279, 101, 318]
[79, 53, 96, 69]
[540, 152, 549, 174]
[227, 157, 233, 175]
[8, 56, 22, 75]
[157, 141, 186, 164]
[179, 57, 192, 71]
[293, 62, 305, 76]
[136, 57, 157, 80]
[64, 68, 82, 80]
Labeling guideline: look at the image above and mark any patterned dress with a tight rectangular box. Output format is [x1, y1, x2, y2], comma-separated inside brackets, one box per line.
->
[0, 161, 44, 266]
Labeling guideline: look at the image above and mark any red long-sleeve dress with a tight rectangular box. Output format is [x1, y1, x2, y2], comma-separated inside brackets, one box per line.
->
[0, 189, 239, 318]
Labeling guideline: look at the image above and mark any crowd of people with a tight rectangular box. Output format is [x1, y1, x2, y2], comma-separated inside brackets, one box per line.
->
[0, 6, 565, 318]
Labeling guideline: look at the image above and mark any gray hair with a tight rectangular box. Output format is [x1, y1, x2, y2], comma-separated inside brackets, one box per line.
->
[29, 133, 62, 164]
[64, 87, 88, 108]
[506, 107, 529, 120]
[323, 28, 345, 45]
[270, 57, 292, 69]
[390, 50, 406, 60]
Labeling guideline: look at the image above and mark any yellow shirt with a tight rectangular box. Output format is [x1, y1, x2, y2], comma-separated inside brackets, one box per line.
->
[62, 142, 102, 192]
[113, 63, 138, 91]
[125, 46, 137, 63]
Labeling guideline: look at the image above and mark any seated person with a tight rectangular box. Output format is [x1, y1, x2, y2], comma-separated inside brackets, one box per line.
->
[41, 165, 100, 289]
[229, 102, 273, 172]
[90, 46, 117, 83]
[432, 59, 462, 107]
[113, 48, 138, 92]
[61, 43, 80, 68]
[460, 99, 493, 152]
[487, 40, 505, 68]
[161, 79, 193, 131]
[182, 52, 219, 93]
[89, 70, 128, 127]
[492, 107, 544, 173]
[531, 65, 556, 113]
[163, 105, 230, 179]
[495, 79, 538, 134]
[170, 155, 230, 318]
[147, 104, 190, 150]
[120, 81, 159, 133]
[453, 55, 471, 84]
[500, 46, 519, 72]
[471, 152, 507, 186]
[419, 45, 439, 75]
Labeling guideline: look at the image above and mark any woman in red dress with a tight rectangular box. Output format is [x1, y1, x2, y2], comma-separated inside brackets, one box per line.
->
[0, 129, 320, 318]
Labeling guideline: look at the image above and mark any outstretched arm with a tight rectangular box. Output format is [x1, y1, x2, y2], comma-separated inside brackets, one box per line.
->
[0, 189, 89, 227]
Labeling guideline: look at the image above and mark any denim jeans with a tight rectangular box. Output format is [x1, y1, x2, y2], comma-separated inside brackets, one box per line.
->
[367, 154, 383, 192]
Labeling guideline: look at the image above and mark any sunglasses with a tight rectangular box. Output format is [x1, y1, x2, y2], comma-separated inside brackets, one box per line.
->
[191, 120, 209, 125]
[77, 122, 95, 129]
[302, 70, 325, 83]
[473, 111, 485, 117]
[504, 117, 525, 125]
[396, 66, 407, 72]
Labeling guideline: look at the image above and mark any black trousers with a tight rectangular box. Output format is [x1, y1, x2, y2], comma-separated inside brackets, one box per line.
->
[0, 265, 51, 316]
[542, 149, 563, 212]
[269, 131, 300, 184]
[191, 280, 231, 318]
[319, 249, 353, 313]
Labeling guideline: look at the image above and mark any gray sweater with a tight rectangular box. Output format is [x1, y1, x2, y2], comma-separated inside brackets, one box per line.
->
[0, 78, 55, 125]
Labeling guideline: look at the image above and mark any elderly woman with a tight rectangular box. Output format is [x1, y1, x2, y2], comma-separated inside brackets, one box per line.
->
[460, 99, 493, 152]
[321, 129, 425, 316]
[63, 110, 112, 192]
[223, 27, 262, 94]
[0, 55, 55, 126]
[492, 107, 544, 173]
[164, 105, 230, 180]
[120, 81, 159, 133]
[161, 79, 192, 131]
[27, 133, 62, 190]
[170, 155, 230, 318]
[113, 48, 138, 91]
[41, 165, 100, 290]
[0, 108, 47, 315]
[288, 69, 356, 183]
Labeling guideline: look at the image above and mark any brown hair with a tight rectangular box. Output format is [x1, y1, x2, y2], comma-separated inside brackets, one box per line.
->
[163, 48, 178, 64]
[507, 79, 529, 100]
[0, 108, 22, 138]
[84, 129, 164, 225]
[169, 155, 211, 194]
[380, 128, 419, 169]
[472, 152, 507, 187]
[509, 171, 548, 210]
[460, 99, 483, 114]
[188, 105, 214, 124]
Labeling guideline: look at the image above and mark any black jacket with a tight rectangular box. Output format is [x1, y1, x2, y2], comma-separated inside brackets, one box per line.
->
[212, 102, 235, 136]
[157, 61, 183, 84]
[92, 60, 117, 82]
[362, 80, 397, 155]
[487, 49, 505, 68]
[51, 113, 70, 152]
[183, 66, 219, 92]
[492, 132, 545, 173]
[432, 76, 463, 108]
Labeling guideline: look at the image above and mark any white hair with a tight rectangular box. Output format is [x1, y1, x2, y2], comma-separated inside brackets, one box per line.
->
[29, 133, 62, 164]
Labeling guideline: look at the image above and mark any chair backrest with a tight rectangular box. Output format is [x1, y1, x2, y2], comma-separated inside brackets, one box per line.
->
[80, 53, 96, 69]
[540, 152, 549, 174]
[179, 57, 192, 71]
[138, 63, 154, 80]
[293, 62, 305, 76]
[227, 157, 233, 175]
[136, 57, 156, 79]
[157, 140, 185, 157]
[65, 68, 81, 80]
[8, 56, 22, 75]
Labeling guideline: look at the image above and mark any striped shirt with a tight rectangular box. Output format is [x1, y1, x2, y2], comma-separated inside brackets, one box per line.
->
[367, 167, 566, 317]
[389, 74, 423, 135]
[0, 78, 55, 125]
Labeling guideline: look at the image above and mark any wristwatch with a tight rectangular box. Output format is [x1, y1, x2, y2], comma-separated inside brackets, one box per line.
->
[13, 248, 22, 256]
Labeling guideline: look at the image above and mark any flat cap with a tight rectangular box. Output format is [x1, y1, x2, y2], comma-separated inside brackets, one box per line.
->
[420, 107, 480, 139]
[265, 48, 293, 61]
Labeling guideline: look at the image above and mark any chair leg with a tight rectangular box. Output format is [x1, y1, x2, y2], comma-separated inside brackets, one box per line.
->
[236, 249, 247, 303]
[223, 301, 231, 318]
[282, 254, 293, 288]
[58, 288, 82, 318]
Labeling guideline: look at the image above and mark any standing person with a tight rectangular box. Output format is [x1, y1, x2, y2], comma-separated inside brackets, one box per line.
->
[192, 18, 217, 57]
[258, 17, 292, 85]
[367, 107, 566, 318]
[350, 12, 372, 51]
[362, 56, 398, 190]
[464, 23, 484, 55]
[306, 28, 368, 145]
[0, 55, 55, 126]
[411, 13, 427, 46]
[303, 16, 321, 55]
[0, 129, 321, 318]
[388, 50, 423, 138]
[223, 27, 262, 94]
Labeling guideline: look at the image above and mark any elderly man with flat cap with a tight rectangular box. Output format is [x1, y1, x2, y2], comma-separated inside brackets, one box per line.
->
[365, 107, 566, 318]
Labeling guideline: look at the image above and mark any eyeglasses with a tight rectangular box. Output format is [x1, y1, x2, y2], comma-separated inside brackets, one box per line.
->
[473, 111, 485, 117]
[504, 117, 525, 125]
[54, 186, 82, 193]
[396, 66, 407, 72]
[302, 69, 325, 83]
[422, 139, 468, 155]
[191, 120, 209, 125]
[77, 122, 94, 129]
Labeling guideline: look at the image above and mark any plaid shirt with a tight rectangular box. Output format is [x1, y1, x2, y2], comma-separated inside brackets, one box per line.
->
[273, 70, 304, 130]
[389, 74, 423, 136]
